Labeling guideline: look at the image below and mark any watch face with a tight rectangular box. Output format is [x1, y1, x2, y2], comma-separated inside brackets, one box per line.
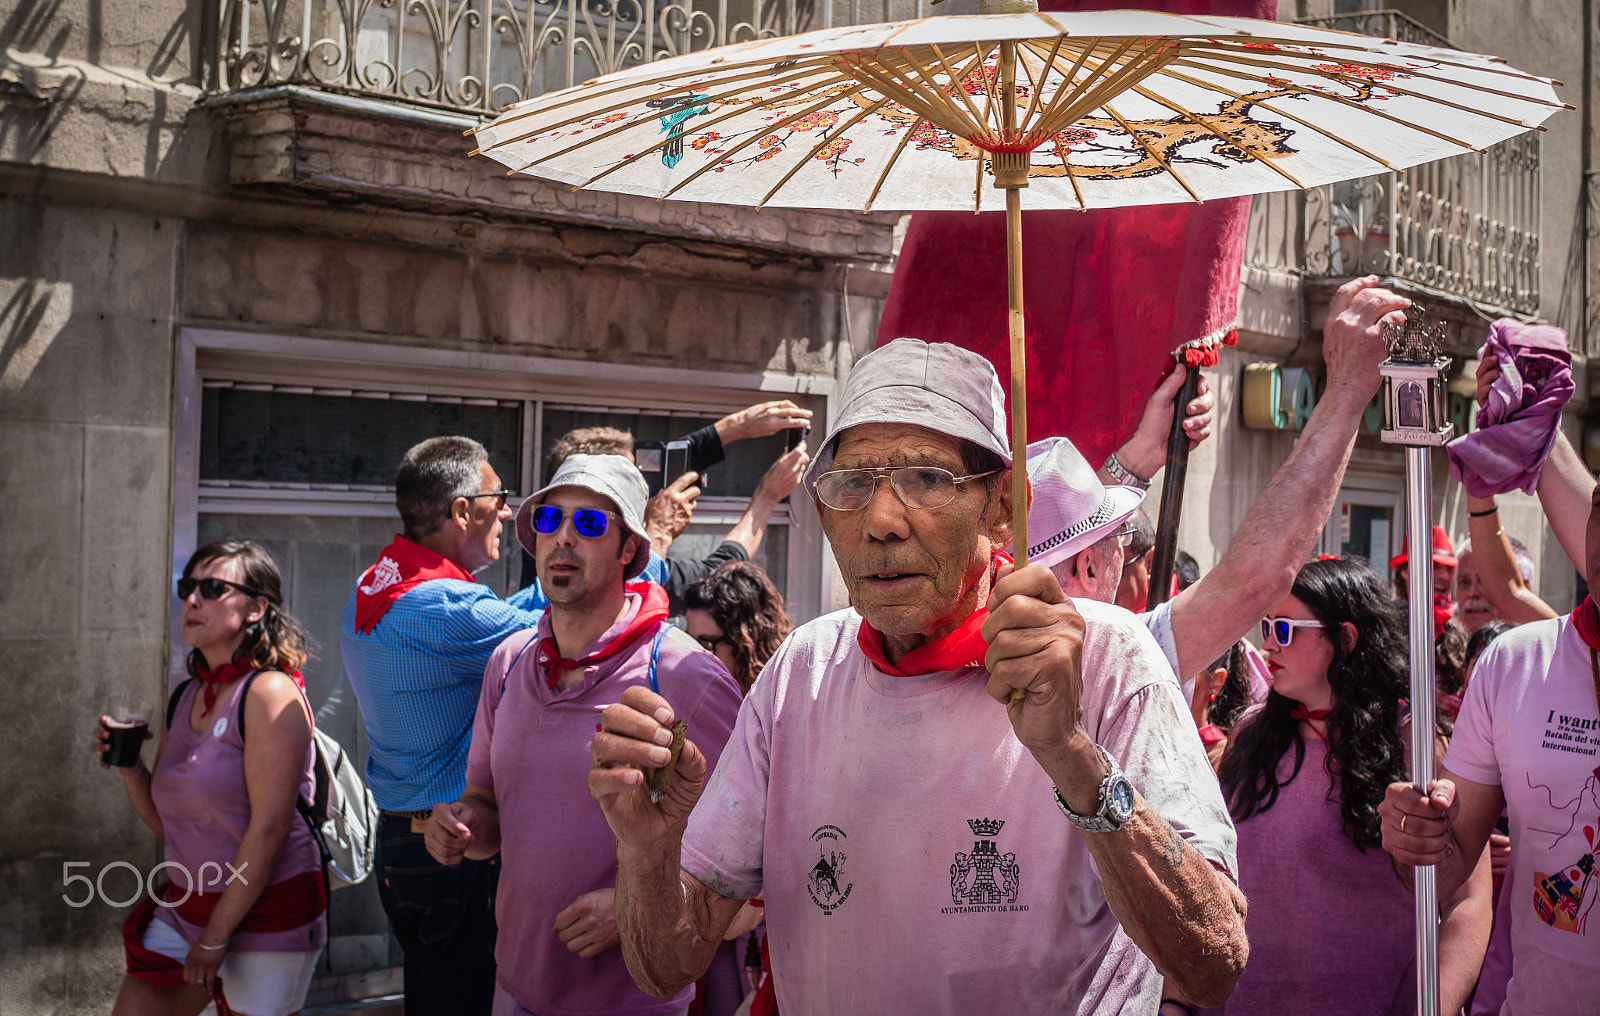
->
[1108, 777, 1136, 821]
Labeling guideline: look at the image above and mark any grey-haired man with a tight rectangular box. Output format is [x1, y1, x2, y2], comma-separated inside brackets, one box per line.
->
[427, 454, 742, 1016]
[589, 339, 1245, 1014]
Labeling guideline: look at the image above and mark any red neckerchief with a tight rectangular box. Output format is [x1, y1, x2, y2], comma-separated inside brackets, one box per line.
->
[191, 654, 304, 712]
[353, 536, 475, 634]
[1290, 706, 1331, 722]
[540, 582, 670, 690]
[1571, 595, 1600, 652]
[1198, 723, 1227, 746]
[121, 870, 326, 1015]
[194, 653, 253, 712]
[856, 552, 1012, 677]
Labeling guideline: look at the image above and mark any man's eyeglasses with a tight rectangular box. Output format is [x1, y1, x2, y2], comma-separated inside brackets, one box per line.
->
[1261, 617, 1326, 647]
[177, 577, 262, 601]
[531, 505, 618, 539]
[465, 489, 515, 511]
[813, 466, 1000, 511]
[695, 634, 734, 653]
[1112, 523, 1138, 549]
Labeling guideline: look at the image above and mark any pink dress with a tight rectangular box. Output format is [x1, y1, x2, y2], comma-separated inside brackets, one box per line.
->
[1206, 738, 1414, 1015]
[148, 675, 326, 953]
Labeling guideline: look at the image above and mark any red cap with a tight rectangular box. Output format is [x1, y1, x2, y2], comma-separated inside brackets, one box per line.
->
[1389, 525, 1457, 570]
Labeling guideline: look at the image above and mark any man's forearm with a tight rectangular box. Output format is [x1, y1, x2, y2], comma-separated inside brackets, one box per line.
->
[1466, 496, 1556, 623]
[1168, 387, 1366, 678]
[1082, 801, 1248, 1007]
[1438, 843, 1493, 1015]
[615, 844, 727, 997]
[723, 492, 781, 558]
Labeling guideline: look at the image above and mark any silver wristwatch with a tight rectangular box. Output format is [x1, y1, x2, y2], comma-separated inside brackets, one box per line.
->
[1102, 451, 1152, 492]
[1053, 744, 1136, 833]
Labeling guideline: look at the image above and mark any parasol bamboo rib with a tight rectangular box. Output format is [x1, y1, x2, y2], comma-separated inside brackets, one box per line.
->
[864, 113, 927, 209]
[1159, 67, 1416, 168]
[1034, 41, 1169, 139]
[841, 58, 974, 136]
[648, 85, 871, 198]
[1129, 83, 1309, 188]
[1099, 102, 1204, 202]
[1182, 39, 1571, 101]
[1029, 38, 1141, 137]
[889, 47, 994, 131]
[499, 63, 844, 168]
[976, 42, 1003, 129]
[1175, 53, 1541, 131]
[757, 96, 892, 206]
[485, 56, 840, 141]
[1019, 33, 1069, 128]
[1171, 61, 1484, 149]
[927, 44, 998, 128]
[1022, 37, 1100, 131]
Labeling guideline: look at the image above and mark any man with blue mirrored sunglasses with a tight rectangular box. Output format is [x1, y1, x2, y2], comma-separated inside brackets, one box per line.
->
[425, 453, 741, 1016]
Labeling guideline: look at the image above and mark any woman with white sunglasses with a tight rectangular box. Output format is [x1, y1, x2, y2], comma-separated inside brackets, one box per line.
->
[1185, 557, 1492, 1016]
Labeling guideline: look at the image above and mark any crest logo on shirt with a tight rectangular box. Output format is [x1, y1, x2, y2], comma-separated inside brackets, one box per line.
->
[360, 556, 402, 595]
[807, 825, 852, 915]
[944, 817, 1024, 914]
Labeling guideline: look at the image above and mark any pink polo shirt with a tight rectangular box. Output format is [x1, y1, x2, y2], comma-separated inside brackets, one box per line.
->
[682, 599, 1237, 1015]
[467, 591, 743, 1016]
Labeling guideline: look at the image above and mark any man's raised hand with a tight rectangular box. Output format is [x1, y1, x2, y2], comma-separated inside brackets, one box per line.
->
[1323, 275, 1409, 400]
[982, 563, 1089, 759]
[590, 685, 708, 845]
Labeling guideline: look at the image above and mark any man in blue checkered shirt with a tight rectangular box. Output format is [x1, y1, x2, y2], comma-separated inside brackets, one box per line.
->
[343, 435, 543, 1016]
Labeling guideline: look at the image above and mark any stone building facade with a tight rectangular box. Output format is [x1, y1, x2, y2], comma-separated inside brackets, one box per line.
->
[1, 0, 1595, 1011]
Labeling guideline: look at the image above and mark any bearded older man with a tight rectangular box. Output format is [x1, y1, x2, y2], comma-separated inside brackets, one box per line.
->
[588, 338, 1245, 1015]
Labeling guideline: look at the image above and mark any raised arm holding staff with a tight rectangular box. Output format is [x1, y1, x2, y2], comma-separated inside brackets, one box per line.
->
[591, 338, 1246, 1015]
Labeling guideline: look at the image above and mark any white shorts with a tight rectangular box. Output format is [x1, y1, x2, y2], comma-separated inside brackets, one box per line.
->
[142, 916, 319, 1016]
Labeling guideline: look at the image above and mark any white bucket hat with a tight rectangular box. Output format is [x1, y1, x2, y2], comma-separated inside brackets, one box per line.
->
[1022, 437, 1145, 568]
[516, 453, 652, 579]
[802, 337, 1012, 492]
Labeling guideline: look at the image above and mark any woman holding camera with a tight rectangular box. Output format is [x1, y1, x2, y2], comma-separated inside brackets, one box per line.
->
[98, 540, 325, 1016]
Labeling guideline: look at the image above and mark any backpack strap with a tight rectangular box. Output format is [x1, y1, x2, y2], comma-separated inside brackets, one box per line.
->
[646, 621, 669, 695]
[165, 677, 198, 730]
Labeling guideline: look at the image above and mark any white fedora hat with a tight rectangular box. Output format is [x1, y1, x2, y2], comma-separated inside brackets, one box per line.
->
[1022, 437, 1145, 569]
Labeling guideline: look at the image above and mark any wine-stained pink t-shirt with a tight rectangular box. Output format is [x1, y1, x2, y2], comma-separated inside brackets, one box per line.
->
[683, 599, 1236, 1015]
[1446, 615, 1600, 1014]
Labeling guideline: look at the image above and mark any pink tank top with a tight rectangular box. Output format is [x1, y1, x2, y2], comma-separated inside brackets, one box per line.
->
[1207, 738, 1415, 1015]
[149, 674, 325, 953]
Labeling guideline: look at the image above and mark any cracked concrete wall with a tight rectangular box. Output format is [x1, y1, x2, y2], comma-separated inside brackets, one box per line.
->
[1, 0, 198, 84]
[0, 196, 178, 1016]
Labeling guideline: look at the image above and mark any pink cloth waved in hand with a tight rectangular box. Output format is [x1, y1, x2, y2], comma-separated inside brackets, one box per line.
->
[1445, 318, 1572, 497]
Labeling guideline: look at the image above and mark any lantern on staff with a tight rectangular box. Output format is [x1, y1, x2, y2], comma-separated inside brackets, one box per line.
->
[1378, 299, 1453, 1016]
[1379, 304, 1454, 446]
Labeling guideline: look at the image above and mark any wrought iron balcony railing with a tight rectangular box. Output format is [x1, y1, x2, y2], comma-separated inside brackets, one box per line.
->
[1294, 10, 1542, 317]
[210, 0, 925, 116]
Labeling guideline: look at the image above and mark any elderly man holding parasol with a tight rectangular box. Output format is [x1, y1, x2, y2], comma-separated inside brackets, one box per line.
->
[589, 338, 1244, 1014]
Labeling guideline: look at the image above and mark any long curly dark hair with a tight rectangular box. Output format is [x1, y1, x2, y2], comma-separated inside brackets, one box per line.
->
[1216, 557, 1408, 851]
[182, 540, 310, 676]
[683, 561, 792, 692]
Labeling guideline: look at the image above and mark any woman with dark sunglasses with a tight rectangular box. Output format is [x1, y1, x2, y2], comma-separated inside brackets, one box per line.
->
[96, 540, 326, 1016]
[1185, 557, 1492, 1016]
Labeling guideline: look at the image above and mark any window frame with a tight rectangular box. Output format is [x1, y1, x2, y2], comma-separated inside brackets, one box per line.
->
[173, 326, 836, 679]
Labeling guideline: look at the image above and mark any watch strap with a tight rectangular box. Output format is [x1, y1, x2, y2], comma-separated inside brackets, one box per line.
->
[1103, 451, 1152, 492]
[1053, 743, 1131, 833]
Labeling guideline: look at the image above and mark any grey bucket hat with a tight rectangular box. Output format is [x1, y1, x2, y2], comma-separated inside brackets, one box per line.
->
[802, 337, 1012, 492]
[516, 453, 652, 580]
